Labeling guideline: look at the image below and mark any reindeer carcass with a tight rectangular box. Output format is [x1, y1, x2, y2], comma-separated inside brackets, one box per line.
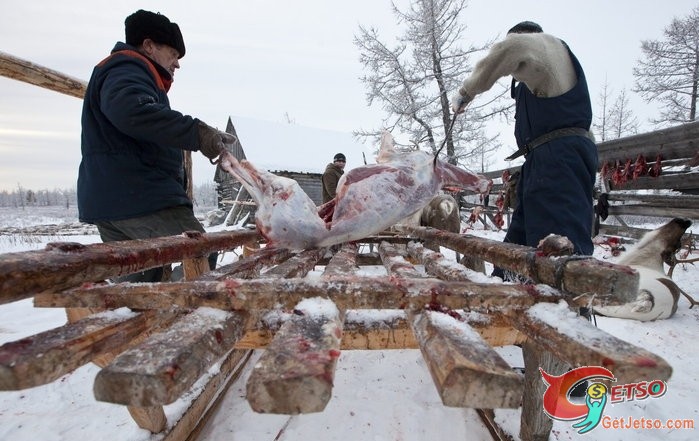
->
[219, 132, 492, 250]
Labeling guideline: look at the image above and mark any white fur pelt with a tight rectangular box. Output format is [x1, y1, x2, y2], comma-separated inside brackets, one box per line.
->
[593, 218, 691, 321]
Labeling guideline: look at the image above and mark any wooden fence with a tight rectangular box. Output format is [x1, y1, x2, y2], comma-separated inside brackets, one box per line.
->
[463, 120, 699, 239]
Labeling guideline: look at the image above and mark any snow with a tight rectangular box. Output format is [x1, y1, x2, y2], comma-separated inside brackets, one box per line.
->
[0, 208, 697, 440]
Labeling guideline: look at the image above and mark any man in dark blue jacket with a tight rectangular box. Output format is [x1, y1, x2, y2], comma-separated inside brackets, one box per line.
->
[78, 9, 234, 282]
[451, 22, 597, 268]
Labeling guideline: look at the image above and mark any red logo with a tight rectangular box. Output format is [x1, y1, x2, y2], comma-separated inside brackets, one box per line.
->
[540, 366, 616, 420]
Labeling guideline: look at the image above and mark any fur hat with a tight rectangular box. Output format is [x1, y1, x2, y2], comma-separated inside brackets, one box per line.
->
[333, 153, 346, 162]
[507, 21, 543, 35]
[125, 10, 186, 58]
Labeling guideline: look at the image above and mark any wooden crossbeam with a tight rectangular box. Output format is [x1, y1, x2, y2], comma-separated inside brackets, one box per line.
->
[200, 247, 292, 280]
[259, 248, 327, 279]
[246, 298, 343, 414]
[93, 309, 249, 406]
[321, 243, 359, 276]
[377, 241, 424, 278]
[0, 229, 260, 304]
[509, 302, 672, 384]
[410, 311, 523, 408]
[401, 226, 639, 303]
[0, 308, 180, 390]
[34, 277, 561, 313]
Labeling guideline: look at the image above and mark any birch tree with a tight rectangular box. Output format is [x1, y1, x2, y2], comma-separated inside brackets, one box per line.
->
[633, 6, 699, 126]
[354, 0, 509, 167]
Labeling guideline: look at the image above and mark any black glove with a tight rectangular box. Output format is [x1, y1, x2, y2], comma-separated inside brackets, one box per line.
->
[198, 121, 237, 162]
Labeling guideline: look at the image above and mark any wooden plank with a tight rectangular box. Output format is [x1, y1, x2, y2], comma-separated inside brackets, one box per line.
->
[377, 241, 424, 278]
[605, 192, 699, 208]
[200, 247, 292, 280]
[162, 349, 253, 441]
[259, 248, 326, 279]
[0, 50, 87, 98]
[400, 226, 640, 303]
[0, 229, 260, 304]
[246, 298, 343, 414]
[596, 121, 699, 164]
[0, 308, 178, 390]
[607, 171, 699, 192]
[509, 302, 672, 384]
[407, 241, 481, 281]
[607, 204, 699, 219]
[410, 311, 523, 408]
[93, 308, 249, 406]
[321, 243, 359, 276]
[235, 309, 525, 350]
[35, 277, 561, 314]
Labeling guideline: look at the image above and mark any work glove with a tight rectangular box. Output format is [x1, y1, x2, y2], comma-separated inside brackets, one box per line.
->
[450, 91, 472, 114]
[197, 121, 237, 163]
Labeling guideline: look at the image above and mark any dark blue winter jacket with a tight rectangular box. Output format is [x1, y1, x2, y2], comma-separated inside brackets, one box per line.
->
[78, 42, 200, 222]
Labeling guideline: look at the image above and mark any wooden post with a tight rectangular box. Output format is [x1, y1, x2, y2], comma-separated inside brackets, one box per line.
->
[519, 341, 567, 441]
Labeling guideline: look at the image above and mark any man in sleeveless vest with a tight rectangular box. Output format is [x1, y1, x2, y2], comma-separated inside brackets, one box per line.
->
[451, 21, 598, 279]
[78, 9, 235, 282]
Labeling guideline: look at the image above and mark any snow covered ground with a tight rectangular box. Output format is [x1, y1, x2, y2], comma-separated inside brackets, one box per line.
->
[0, 207, 697, 440]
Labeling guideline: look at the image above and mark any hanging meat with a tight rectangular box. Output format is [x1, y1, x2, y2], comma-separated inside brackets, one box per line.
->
[219, 132, 492, 250]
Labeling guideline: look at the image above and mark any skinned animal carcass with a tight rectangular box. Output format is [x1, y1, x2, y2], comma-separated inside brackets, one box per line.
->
[219, 132, 492, 250]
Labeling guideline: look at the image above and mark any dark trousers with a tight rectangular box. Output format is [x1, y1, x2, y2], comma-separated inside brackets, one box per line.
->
[95, 205, 217, 282]
[492, 138, 597, 280]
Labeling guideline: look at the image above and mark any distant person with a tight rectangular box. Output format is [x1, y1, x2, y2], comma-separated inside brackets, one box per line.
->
[321, 153, 346, 203]
[78, 9, 235, 282]
[451, 21, 598, 274]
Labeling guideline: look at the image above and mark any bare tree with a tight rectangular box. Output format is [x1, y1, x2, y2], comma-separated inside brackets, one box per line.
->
[594, 80, 639, 141]
[593, 78, 612, 142]
[610, 88, 639, 138]
[633, 6, 699, 126]
[354, 0, 508, 167]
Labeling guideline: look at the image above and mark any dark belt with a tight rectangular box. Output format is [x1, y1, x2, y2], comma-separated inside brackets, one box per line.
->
[505, 127, 593, 161]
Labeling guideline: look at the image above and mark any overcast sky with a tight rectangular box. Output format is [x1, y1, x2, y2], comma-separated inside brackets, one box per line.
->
[1, 0, 697, 191]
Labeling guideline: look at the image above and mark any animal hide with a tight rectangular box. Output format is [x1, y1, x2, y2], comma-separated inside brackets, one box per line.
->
[593, 218, 691, 321]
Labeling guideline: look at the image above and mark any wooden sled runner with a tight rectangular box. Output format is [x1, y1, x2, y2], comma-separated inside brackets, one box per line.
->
[0, 227, 671, 441]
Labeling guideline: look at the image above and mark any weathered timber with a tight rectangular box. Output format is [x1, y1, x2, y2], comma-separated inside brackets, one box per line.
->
[401, 226, 640, 303]
[321, 243, 359, 276]
[162, 349, 253, 441]
[519, 341, 567, 441]
[509, 302, 672, 384]
[94, 309, 249, 406]
[0, 229, 260, 304]
[377, 241, 424, 278]
[0, 308, 179, 390]
[127, 406, 167, 434]
[608, 171, 699, 192]
[200, 247, 293, 280]
[246, 299, 343, 414]
[596, 120, 699, 164]
[607, 204, 699, 219]
[0, 50, 87, 99]
[407, 241, 483, 281]
[259, 247, 327, 279]
[410, 311, 523, 408]
[34, 277, 562, 313]
[237, 309, 525, 349]
[606, 192, 699, 208]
